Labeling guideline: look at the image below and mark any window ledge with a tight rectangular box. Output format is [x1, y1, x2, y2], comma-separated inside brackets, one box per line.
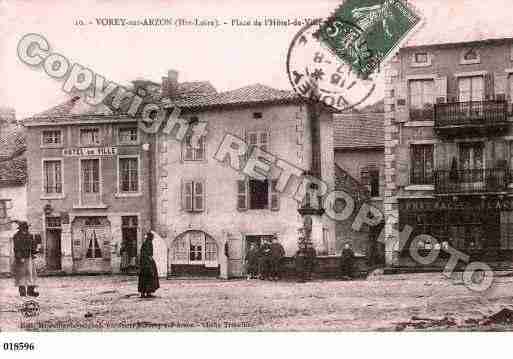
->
[404, 121, 434, 127]
[114, 192, 143, 198]
[370, 196, 383, 201]
[40, 144, 63, 149]
[73, 203, 109, 209]
[405, 184, 434, 191]
[41, 194, 66, 200]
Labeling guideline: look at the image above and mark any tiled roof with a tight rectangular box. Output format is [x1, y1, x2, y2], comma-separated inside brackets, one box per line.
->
[0, 125, 26, 160]
[25, 81, 218, 122]
[334, 113, 384, 149]
[26, 82, 304, 123]
[0, 157, 27, 186]
[404, 0, 513, 48]
[166, 83, 302, 110]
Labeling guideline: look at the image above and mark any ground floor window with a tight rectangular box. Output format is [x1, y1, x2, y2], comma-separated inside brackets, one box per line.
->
[399, 200, 504, 254]
[172, 231, 218, 267]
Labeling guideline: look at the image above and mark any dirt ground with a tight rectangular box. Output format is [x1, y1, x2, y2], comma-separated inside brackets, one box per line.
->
[2, 272, 513, 331]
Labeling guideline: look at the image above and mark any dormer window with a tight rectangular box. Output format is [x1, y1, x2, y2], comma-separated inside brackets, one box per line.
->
[411, 51, 432, 67]
[252, 112, 263, 119]
[415, 52, 428, 63]
[460, 48, 480, 65]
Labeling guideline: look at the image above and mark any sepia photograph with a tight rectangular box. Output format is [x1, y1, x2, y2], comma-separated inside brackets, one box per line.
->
[0, 0, 512, 357]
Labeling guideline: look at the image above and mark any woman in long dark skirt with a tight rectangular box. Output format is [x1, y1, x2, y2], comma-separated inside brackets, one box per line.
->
[138, 232, 160, 298]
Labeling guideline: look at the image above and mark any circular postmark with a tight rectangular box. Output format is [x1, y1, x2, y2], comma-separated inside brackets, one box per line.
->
[19, 300, 40, 318]
[286, 18, 377, 112]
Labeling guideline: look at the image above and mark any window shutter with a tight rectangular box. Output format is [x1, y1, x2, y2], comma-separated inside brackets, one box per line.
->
[195, 136, 204, 160]
[494, 73, 508, 100]
[434, 76, 448, 103]
[485, 141, 494, 168]
[485, 73, 495, 100]
[396, 144, 410, 186]
[270, 179, 279, 211]
[260, 131, 268, 152]
[182, 180, 193, 211]
[194, 180, 205, 212]
[103, 236, 111, 260]
[395, 80, 409, 122]
[360, 166, 370, 185]
[237, 180, 248, 211]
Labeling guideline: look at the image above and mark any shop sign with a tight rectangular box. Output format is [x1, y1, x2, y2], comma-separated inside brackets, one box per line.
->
[63, 147, 118, 157]
[400, 198, 513, 212]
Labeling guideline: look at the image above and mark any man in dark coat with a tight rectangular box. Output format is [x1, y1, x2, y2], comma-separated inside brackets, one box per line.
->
[138, 232, 160, 298]
[258, 239, 272, 280]
[304, 242, 317, 281]
[340, 242, 355, 280]
[245, 243, 259, 279]
[12, 221, 39, 297]
[294, 242, 307, 283]
[269, 236, 285, 281]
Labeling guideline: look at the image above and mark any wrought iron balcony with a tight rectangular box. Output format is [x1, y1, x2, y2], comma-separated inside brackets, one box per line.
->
[434, 100, 508, 136]
[434, 168, 511, 195]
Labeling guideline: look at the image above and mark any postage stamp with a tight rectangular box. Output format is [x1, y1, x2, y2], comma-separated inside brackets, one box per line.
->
[286, 20, 377, 112]
[287, 0, 421, 111]
[317, 0, 421, 79]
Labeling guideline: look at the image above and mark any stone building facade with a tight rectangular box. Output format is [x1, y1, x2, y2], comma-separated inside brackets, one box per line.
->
[23, 97, 153, 274]
[154, 81, 335, 278]
[384, 33, 513, 269]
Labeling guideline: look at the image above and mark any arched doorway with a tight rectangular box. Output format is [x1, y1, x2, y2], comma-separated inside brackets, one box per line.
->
[170, 230, 219, 277]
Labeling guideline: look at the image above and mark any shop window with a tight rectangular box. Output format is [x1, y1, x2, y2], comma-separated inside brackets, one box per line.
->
[172, 231, 218, 266]
[119, 157, 139, 193]
[42, 130, 62, 146]
[409, 79, 434, 119]
[85, 230, 102, 258]
[43, 160, 63, 194]
[410, 144, 433, 185]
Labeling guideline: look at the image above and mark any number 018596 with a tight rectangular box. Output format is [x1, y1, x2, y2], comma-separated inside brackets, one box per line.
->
[3, 342, 35, 351]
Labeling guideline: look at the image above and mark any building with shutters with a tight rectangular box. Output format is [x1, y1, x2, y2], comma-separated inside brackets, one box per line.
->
[155, 75, 335, 278]
[22, 87, 159, 274]
[333, 113, 385, 265]
[384, 31, 513, 269]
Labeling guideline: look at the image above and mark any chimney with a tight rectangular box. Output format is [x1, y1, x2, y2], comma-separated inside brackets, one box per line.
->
[161, 69, 179, 98]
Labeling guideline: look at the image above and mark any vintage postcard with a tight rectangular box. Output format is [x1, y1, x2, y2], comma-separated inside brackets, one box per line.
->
[1, 0, 513, 356]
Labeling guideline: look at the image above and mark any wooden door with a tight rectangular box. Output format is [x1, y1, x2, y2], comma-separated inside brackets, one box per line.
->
[46, 229, 62, 270]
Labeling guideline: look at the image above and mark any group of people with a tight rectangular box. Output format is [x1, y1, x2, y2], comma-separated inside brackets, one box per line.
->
[12, 221, 357, 298]
[245, 237, 357, 282]
[245, 236, 285, 281]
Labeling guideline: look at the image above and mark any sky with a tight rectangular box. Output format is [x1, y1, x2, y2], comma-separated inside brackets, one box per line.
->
[1, 0, 512, 119]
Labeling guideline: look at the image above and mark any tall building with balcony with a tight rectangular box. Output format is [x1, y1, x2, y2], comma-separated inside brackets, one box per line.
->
[384, 31, 513, 269]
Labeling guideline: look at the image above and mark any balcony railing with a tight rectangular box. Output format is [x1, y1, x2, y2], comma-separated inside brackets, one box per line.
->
[434, 168, 510, 194]
[434, 100, 508, 133]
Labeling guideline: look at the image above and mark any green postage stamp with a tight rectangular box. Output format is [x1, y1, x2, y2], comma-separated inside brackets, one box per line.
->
[317, 0, 421, 79]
